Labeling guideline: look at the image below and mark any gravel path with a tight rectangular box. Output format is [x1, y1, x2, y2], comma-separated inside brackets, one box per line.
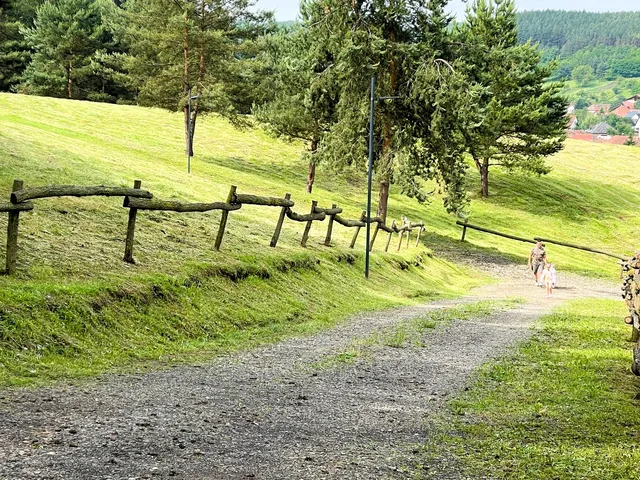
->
[0, 258, 618, 480]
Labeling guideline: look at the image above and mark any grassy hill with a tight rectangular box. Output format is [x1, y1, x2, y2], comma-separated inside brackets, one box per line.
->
[0, 92, 637, 384]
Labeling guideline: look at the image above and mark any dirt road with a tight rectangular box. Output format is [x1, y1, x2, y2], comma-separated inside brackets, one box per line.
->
[0, 262, 618, 479]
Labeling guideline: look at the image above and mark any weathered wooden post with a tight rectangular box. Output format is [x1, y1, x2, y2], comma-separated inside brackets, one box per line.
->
[397, 227, 405, 252]
[384, 220, 396, 253]
[349, 210, 366, 249]
[324, 203, 337, 246]
[300, 200, 318, 247]
[369, 222, 380, 252]
[415, 226, 423, 247]
[270, 193, 291, 248]
[5, 179, 24, 274]
[460, 219, 468, 242]
[123, 180, 142, 264]
[215, 185, 237, 250]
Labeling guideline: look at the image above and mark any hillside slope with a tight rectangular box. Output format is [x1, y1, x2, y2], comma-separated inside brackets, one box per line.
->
[0, 93, 636, 384]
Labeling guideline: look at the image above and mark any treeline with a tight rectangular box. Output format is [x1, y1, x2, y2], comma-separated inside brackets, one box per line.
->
[0, 0, 568, 207]
[517, 11, 640, 81]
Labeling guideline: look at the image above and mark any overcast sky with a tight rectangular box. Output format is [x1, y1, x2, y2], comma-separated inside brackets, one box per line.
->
[255, 0, 639, 21]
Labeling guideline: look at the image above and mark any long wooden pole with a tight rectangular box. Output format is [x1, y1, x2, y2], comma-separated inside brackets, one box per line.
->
[300, 200, 317, 247]
[270, 193, 291, 248]
[384, 220, 396, 252]
[215, 185, 237, 251]
[324, 203, 337, 246]
[455, 220, 535, 244]
[123, 180, 142, 264]
[350, 210, 366, 249]
[5, 180, 24, 274]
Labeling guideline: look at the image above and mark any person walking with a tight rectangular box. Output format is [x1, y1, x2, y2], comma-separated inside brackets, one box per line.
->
[528, 241, 546, 286]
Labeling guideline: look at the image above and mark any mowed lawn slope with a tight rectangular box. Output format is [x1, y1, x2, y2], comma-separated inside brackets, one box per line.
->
[0, 93, 480, 385]
[0, 92, 636, 384]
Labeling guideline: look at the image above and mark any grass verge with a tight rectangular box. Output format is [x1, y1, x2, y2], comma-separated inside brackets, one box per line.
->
[0, 249, 483, 387]
[418, 298, 640, 479]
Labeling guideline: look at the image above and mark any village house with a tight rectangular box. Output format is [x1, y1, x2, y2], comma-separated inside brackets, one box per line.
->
[587, 104, 610, 115]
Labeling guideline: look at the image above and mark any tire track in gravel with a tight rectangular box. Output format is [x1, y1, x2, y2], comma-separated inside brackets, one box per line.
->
[0, 264, 618, 480]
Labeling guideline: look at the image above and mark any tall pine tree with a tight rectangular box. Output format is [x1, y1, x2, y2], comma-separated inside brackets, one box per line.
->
[253, 3, 338, 193]
[20, 0, 109, 99]
[458, 0, 567, 197]
[123, 0, 273, 157]
[304, 0, 471, 218]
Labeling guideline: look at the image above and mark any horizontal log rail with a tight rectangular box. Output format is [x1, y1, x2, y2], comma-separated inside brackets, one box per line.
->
[456, 220, 536, 244]
[334, 215, 365, 228]
[285, 207, 326, 222]
[534, 236, 628, 261]
[313, 205, 343, 216]
[1, 178, 426, 274]
[125, 197, 241, 212]
[11, 185, 153, 204]
[233, 193, 294, 208]
[0, 201, 34, 212]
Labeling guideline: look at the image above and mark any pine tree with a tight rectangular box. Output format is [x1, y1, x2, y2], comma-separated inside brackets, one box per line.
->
[20, 0, 108, 99]
[123, 0, 273, 157]
[0, 0, 40, 92]
[253, 3, 338, 193]
[459, 0, 567, 197]
[305, 0, 470, 219]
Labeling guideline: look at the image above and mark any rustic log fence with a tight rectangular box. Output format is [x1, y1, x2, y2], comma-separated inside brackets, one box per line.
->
[621, 254, 640, 376]
[2, 179, 425, 274]
[456, 220, 627, 260]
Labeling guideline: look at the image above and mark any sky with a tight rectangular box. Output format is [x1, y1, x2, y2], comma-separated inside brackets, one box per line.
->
[254, 0, 639, 21]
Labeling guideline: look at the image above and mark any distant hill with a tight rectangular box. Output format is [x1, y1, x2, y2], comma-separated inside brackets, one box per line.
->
[517, 11, 640, 81]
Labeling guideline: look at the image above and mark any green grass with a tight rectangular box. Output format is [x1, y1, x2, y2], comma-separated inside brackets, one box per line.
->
[0, 92, 636, 384]
[560, 78, 640, 100]
[419, 298, 640, 479]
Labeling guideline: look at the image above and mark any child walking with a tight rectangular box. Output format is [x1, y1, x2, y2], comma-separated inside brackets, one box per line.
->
[540, 262, 557, 298]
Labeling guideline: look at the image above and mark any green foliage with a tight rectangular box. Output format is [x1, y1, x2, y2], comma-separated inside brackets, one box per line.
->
[252, 11, 339, 192]
[296, 0, 472, 215]
[458, 0, 567, 197]
[423, 299, 640, 479]
[571, 64, 594, 86]
[0, 0, 40, 91]
[123, 0, 274, 154]
[17, 0, 128, 101]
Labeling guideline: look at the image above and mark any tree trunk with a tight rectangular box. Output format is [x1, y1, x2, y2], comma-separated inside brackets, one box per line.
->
[378, 174, 390, 222]
[306, 139, 318, 193]
[67, 62, 72, 99]
[480, 159, 489, 197]
[183, 22, 191, 156]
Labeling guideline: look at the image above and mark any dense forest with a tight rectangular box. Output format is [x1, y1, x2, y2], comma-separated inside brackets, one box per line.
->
[517, 11, 640, 81]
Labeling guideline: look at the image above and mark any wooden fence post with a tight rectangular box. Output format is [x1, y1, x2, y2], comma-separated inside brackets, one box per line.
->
[324, 203, 337, 246]
[384, 220, 396, 253]
[123, 180, 142, 264]
[300, 200, 317, 247]
[215, 185, 237, 251]
[369, 222, 380, 252]
[397, 228, 405, 252]
[415, 226, 423, 247]
[349, 210, 366, 249]
[5, 179, 24, 274]
[270, 193, 291, 248]
[460, 219, 468, 242]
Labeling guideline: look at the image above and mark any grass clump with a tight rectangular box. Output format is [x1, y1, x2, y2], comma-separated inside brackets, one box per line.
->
[313, 299, 522, 371]
[420, 298, 640, 480]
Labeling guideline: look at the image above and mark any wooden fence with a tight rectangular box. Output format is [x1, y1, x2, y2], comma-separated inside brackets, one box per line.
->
[2, 179, 425, 274]
[456, 220, 628, 261]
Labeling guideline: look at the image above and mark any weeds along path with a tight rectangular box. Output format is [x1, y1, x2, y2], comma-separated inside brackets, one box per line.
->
[0, 260, 617, 480]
